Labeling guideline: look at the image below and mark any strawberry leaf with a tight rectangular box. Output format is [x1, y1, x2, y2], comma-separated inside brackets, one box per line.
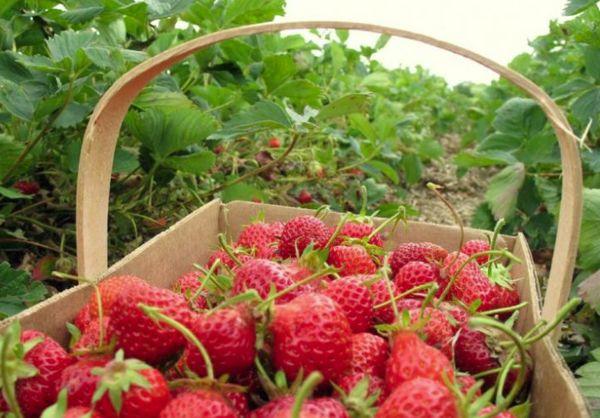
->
[0, 262, 47, 319]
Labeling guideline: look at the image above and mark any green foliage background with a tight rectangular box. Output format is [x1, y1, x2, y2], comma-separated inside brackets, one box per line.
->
[1, 0, 600, 412]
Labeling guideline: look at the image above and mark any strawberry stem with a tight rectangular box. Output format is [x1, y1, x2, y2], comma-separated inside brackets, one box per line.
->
[486, 218, 507, 276]
[380, 256, 401, 322]
[473, 364, 523, 379]
[291, 371, 323, 418]
[469, 316, 528, 418]
[324, 213, 351, 248]
[479, 301, 528, 317]
[373, 282, 438, 309]
[193, 263, 228, 292]
[189, 260, 220, 305]
[418, 283, 439, 319]
[521, 297, 581, 345]
[0, 323, 24, 418]
[218, 234, 242, 267]
[427, 182, 464, 263]
[358, 185, 368, 216]
[366, 206, 406, 241]
[139, 304, 214, 380]
[315, 205, 331, 220]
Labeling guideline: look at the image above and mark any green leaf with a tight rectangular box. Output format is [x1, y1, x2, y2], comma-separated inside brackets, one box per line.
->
[46, 30, 96, 63]
[349, 114, 377, 141]
[454, 150, 517, 168]
[210, 101, 291, 140]
[0, 186, 32, 200]
[262, 54, 296, 93]
[578, 271, 600, 314]
[402, 154, 422, 185]
[330, 42, 347, 73]
[375, 34, 391, 50]
[317, 94, 371, 121]
[164, 150, 216, 175]
[572, 87, 600, 128]
[0, 80, 35, 121]
[61, 6, 105, 24]
[272, 80, 322, 107]
[0, 262, 47, 319]
[144, 0, 194, 18]
[0, 52, 32, 83]
[564, 0, 599, 15]
[368, 160, 400, 184]
[127, 108, 218, 159]
[417, 138, 444, 160]
[535, 176, 561, 215]
[113, 148, 139, 174]
[579, 188, 600, 271]
[360, 72, 392, 91]
[221, 182, 266, 202]
[585, 46, 600, 82]
[135, 88, 196, 110]
[0, 135, 26, 179]
[477, 133, 522, 153]
[492, 98, 546, 138]
[221, 0, 285, 26]
[54, 102, 90, 128]
[485, 163, 526, 219]
[84, 46, 121, 69]
[336, 29, 349, 43]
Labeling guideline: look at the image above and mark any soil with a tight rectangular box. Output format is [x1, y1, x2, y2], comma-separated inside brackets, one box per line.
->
[407, 135, 492, 225]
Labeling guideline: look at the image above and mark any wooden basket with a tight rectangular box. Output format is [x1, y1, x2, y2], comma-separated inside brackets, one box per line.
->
[0, 22, 589, 417]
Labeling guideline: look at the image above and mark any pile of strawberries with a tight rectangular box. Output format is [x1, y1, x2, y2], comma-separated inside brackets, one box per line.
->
[2, 211, 560, 418]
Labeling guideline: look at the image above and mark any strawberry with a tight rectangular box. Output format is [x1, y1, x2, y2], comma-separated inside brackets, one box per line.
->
[268, 137, 281, 148]
[438, 301, 469, 330]
[385, 331, 454, 392]
[0, 330, 74, 418]
[236, 222, 282, 259]
[109, 282, 193, 364]
[462, 239, 491, 265]
[376, 377, 458, 418]
[327, 245, 377, 277]
[13, 180, 40, 195]
[87, 275, 146, 322]
[322, 276, 374, 332]
[278, 216, 330, 258]
[184, 305, 255, 377]
[494, 286, 520, 319]
[298, 189, 313, 204]
[271, 293, 352, 381]
[250, 396, 349, 418]
[158, 389, 239, 418]
[65, 407, 104, 418]
[457, 374, 481, 397]
[393, 261, 447, 297]
[369, 279, 400, 325]
[332, 222, 384, 247]
[408, 307, 454, 359]
[171, 271, 208, 311]
[232, 259, 301, 304]
[347, 333, 388, 378]
[57, 356, 110, 408]
[284, 259, 327, 292]
[207, 249, 253, 273]
[73, 317, 111, 354]
[95, 354, 171, 418]
[454, 327, 499, 388]
[389, 242, 448, 277]
[74, 303, 92, 332]
[443, 252, 498, 311]
[478, 406, 517, 417]
[335, 372, 384, 405]
[223, 391, 249, 417]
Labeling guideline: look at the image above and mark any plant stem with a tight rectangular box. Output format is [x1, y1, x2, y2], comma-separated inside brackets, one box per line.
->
[522, 298, 581, 345]
[0, 326, 24, 418]
[479, 301, 529, 316]
[291, 372, 323, 418]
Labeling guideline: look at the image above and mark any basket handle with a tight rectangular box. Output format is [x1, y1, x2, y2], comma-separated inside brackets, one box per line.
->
[77, 21, 583, 322]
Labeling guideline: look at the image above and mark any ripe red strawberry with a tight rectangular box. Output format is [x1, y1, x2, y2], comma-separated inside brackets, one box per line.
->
[57, 356, 110, 408]
[13, 180, 40, 195]
[206, 249, 253, 273]
[171, 271, 208, 311]
[335, 372, 384, 405]
[73, 317, 111, 354]
[348, 333, 388, 378]
[494, 286, 521, 316]
[457, 374, 481, 397]
[454, 327, 499, 388]
[74, 303, 92, 332]
[438, 301, 469, 330]
[298, 189, 313, 204]
[389, 242, 448, 277]
[278, 215, 330, 258]
[109, 282, 193, 364]
[462, 239, 491, 265]
[0, 330, 74, 418]
[385, 331, 454, 392]
[184, 305, 255, 377]
[376, 377, 458, 418]
[369, 279, 399, 325]
[65, 407, 104, 418]
[268, 137, 281, 148]
[284, 259, 328, 292]
[393, 261, 447, 297]
[408, 307, 454, 359]
[271, 293, 352, 381]
[159, 389, 238, 418]
[95, 361, 171, 418]
[322, 276, 374, 332]
[250, 396, 349, 418]
[223, 391, 249, 416]
[328, 245, 377, 277]
[236, 222, 282, 259]
[87, 275, 146, 322]
[443, 252, 498, 311]
[478, 406, 517, 418]
[333, 222, 383, 247]
[232, 259, 301, 304]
